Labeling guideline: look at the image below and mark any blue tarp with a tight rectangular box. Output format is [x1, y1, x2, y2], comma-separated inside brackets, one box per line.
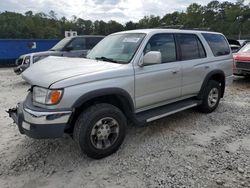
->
[0, 39, 59, 65]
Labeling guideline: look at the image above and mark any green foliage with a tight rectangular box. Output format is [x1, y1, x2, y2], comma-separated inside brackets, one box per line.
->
[0, 1, 250, 39]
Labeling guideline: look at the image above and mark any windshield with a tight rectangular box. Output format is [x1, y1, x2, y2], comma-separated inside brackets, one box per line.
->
[239, 43, 250, 53]
[50, 37, 72, 51]
[87, 33, 146, 64]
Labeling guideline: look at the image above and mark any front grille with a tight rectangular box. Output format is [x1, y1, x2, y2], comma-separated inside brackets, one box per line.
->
[236, 61, 250, 70]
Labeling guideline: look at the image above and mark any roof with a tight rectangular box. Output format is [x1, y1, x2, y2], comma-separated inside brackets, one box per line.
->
[73, 35, 105, 38]
[113, 28, 221, 35]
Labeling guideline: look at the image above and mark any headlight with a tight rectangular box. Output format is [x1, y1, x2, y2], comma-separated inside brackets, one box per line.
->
[24, 56, 30, 65]
[16, 56, 24, 66]
[33, 86, 63, 105]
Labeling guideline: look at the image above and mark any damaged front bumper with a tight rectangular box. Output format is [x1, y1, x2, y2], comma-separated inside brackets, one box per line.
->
[7, 96, 72, 139]
[13, 65, 29, 75]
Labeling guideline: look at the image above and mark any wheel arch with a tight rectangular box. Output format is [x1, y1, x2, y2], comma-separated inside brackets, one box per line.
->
[198, 70, 226, 99]
[67, 88, 135, 133]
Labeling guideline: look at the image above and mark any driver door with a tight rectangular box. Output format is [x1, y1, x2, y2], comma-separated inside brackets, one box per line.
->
[134, 33, 182, 110]
[63, 37, 87, 57]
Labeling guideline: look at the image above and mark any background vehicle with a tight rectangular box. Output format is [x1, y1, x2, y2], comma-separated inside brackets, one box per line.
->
[238, 40, 250, 47]
[228, 39, 241, 53]
[8, 29, 233, 159]
[0, 39, 59, 66]
[233, 42, 250, 77]
[14, 35, 104, 74]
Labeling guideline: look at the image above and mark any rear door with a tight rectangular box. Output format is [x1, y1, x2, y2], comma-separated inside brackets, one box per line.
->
[176, 34, 209, 97]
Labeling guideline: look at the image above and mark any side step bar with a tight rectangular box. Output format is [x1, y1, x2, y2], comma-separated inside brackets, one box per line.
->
[136, 98, 201, 123]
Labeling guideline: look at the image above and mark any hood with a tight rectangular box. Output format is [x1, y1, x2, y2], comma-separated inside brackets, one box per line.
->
[233, 52, 250, 61]
[22, 56, 123, 88]
[31, 50, 58, 56]
[19, 50, 61, 59]
[24, 50, 60, 57]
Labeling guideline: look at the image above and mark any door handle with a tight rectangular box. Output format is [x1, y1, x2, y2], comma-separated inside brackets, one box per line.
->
[171, 70, 179, 74]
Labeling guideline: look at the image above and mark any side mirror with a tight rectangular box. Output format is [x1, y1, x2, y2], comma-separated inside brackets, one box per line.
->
[141, 51, 161, 66]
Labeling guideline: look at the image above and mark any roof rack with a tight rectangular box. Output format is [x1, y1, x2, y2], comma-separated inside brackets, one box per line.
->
[156, 25, 184, 29]
[187, 27, 211, 31]
[155, 25, 211, 31]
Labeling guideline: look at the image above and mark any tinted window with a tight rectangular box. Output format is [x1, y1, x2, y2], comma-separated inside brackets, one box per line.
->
[67, 38, 86, 50]
[144, 34, 176, 63]
[202, 33, 230, 56]
[86, 37, 103, 49]
[177, 34, 206, 60]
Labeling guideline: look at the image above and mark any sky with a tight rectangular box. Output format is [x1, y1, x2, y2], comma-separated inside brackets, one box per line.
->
[0, 0, 241, 23]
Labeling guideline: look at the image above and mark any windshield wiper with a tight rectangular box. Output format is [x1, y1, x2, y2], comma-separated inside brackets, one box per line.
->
[95, 56, 118, 63]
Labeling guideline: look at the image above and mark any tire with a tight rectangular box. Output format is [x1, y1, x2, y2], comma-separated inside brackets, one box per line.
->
[73, 103, 127, 159]
[198, 80, 221, 113]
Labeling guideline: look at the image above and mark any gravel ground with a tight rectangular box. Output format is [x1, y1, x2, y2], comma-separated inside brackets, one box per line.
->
[0, 68, 249, 188]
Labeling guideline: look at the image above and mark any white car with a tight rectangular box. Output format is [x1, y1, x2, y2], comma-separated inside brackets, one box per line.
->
[14, 35, 104, 74]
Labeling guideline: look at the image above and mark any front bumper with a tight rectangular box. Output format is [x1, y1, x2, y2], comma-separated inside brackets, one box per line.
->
[7, 97, 72, 139]
[13, 65, 29, 75]
[233, 61, 250, 75]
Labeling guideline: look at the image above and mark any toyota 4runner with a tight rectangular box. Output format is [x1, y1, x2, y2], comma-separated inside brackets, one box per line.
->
[8, 29, 233, 159]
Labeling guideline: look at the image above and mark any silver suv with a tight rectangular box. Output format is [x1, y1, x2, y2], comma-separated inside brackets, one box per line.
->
[8, 29, 233, 159]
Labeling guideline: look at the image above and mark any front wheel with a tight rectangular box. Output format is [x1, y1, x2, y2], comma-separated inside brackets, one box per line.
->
[73, 103, 127, 159]
[198, 80, 221, 113]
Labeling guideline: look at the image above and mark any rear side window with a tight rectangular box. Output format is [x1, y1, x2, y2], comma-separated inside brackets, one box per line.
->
[177, 34, 206, 61]
[202, 33, 230, 56]
[86, 37, 103, 49]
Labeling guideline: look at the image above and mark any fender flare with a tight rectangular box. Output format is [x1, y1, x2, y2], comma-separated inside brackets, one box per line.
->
[198, 70, 226, 99]
[72, 87, 135, 112]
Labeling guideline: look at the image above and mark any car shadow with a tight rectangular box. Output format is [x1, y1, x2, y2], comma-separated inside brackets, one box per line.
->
[12, 80, 29, 87]
[233, 75, 250, 82]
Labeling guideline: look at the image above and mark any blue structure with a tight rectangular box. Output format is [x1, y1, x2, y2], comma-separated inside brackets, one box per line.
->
[0, 39, 59, 66]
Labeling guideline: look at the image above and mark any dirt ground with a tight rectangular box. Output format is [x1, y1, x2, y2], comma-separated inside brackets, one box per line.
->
[0, 68, 249, 188]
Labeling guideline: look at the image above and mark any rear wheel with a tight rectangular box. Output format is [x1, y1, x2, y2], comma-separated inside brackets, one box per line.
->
[73, 103, 127, 159]
[198, 80, 221, 113]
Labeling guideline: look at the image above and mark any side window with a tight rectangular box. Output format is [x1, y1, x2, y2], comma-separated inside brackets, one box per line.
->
[67, 38, 86, 50]
[202, 33, 230, 56]
[177, 34, 206, 61]
[144, 34, 177, 63]
[86, 37, 103, 49]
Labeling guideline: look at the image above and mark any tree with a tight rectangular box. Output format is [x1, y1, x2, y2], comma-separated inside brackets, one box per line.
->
[0, 1, 250, 39]
[25, 11, 33, 17]
[125, 21, 137, 30]
[48, 10, 57, 20]
[138, 15, 161, 28]
[107, 20, 124, 34]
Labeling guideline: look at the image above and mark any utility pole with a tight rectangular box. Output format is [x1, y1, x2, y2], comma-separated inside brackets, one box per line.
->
[236, 15, 243, 40]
